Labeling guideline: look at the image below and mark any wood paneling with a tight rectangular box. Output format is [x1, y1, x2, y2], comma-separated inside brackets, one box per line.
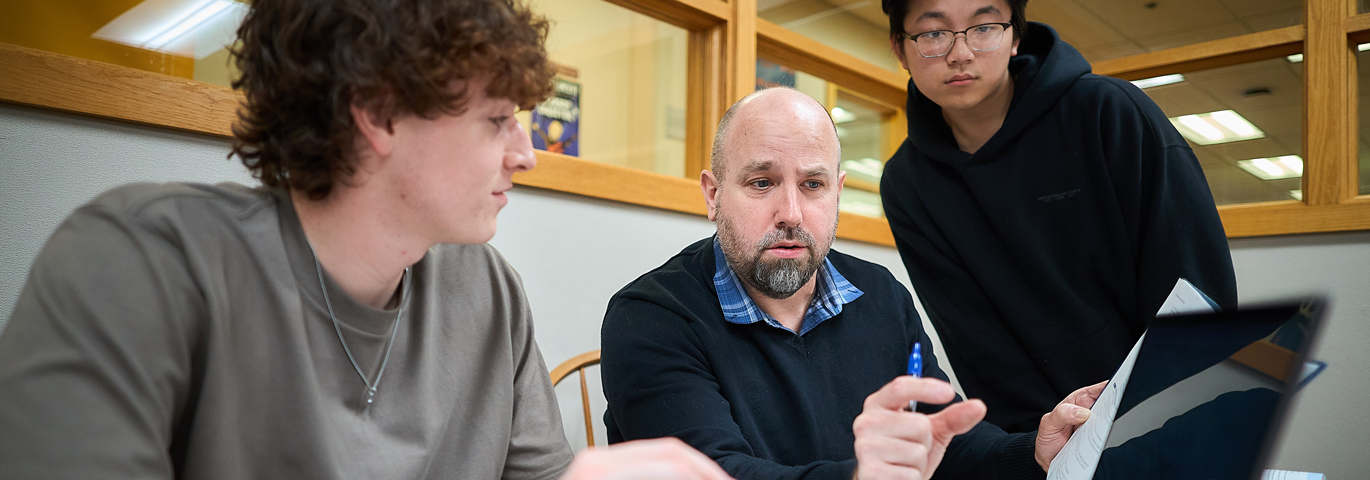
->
[756, 19, 908, 109]
[1092, 26, 1304, 81]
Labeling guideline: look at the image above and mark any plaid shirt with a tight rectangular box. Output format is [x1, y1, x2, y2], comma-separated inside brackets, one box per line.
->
[712, 236, 863, 336]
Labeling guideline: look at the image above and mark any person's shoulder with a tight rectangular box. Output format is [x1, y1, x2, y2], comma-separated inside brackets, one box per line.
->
[82, 181, 274, 227]
[424, 243, 524, 289]
[1066, 74, 1160, 114]
[605, 238, 716, 317]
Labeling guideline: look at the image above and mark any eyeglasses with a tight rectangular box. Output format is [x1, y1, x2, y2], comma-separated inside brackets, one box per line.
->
[901, 22, 1013, 58]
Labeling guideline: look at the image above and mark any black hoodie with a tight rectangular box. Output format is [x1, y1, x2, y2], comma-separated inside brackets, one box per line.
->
[880, 22, 1238, 433]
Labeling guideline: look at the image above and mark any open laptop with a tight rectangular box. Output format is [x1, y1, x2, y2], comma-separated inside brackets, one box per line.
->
[1090, 300, 1327, 480]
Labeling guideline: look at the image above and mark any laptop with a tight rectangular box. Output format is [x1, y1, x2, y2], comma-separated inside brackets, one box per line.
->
[1092, 300, 1326, 480]
[1048, 287, 1328, 480]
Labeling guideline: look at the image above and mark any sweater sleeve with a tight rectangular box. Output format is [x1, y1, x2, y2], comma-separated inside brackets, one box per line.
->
[0, 201, 202, 480]
[1100, 81, 1239, 319]
[493, 254, 576, 480]
[601, 298, 856, 480]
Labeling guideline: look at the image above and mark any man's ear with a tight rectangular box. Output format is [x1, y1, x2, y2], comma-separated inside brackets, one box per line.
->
[701, 170, 721, 222]
[1011, 35, 1020, 56]
[350, 97, 397, 159]
[891, 36, 911, 72]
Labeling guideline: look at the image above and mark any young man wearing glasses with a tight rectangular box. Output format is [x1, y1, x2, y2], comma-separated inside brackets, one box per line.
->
[879, 0, 1238, 434]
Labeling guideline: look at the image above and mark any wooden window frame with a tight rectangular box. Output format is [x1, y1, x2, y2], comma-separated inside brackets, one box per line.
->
[3, 0, 1369, 243]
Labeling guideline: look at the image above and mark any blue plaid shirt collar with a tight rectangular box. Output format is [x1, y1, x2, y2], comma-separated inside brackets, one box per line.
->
[711, 236, 864, 336]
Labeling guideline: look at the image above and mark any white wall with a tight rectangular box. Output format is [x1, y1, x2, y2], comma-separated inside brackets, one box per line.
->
[2, 103, 1368, 478]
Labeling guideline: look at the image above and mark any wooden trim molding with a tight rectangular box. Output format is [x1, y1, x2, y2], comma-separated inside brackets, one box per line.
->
[1218, 199, 1370, 237]
[1092, 25, 1304, 81]
[0, 42, 240, 138]
[1303, 0, 1357, 206]
[1344, 12, 1370, 34]
[602, 0, 729, 30]
[756, 19, 908, 110]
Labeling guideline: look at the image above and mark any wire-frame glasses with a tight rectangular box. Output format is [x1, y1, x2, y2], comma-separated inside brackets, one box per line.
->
[902, 23, 1013, 58]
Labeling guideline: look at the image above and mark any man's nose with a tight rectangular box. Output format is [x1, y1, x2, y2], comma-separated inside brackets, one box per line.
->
[506, 120, 536, 172]
[775, 186, 802, 228]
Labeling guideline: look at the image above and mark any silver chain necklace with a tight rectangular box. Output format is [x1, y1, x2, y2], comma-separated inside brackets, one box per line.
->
[306, 241, 411, 408]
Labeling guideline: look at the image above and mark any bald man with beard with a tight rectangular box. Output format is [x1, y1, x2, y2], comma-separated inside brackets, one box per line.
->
[599, 88, 1104, 480]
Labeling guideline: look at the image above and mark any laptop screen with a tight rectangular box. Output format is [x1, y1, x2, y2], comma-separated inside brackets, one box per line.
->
[1092, 302, 1322, 480]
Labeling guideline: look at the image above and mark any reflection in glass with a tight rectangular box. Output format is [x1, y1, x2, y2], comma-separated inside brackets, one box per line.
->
[757, 61, 905, 218]
[1093, 304, 1319, 480]
[1033, 0, 1301, 64]
[0, 0, 245, 87]
[757, 0, 902, 74]
[1354, 49, 1370, 195]
[1140, 57, 1303, 205]
[522, 0, 688, 178]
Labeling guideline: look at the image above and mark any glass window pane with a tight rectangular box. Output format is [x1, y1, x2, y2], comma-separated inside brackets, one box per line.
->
[1356, 46, 1370, 195]
[758, 0, 903, 75]
[1035, 0, 1301, 64]
[757, 59, 906, 218]
[521, 0, 688, 178]
[0, 0, 246, 87]
[1141, 56, 1304, 205]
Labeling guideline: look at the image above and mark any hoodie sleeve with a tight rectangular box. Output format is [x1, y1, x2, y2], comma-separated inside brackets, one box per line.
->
[1095, 79, 1239, 317]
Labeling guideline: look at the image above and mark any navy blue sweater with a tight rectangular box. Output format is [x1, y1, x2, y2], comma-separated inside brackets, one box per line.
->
[880, 23, 1238, 433]
[602, 238, 1044, 480]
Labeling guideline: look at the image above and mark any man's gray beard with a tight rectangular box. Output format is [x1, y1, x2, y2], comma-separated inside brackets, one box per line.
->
[716, 211, 831, 300]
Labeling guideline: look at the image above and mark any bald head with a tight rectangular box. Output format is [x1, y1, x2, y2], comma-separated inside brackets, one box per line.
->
[709, 88, 841, 182]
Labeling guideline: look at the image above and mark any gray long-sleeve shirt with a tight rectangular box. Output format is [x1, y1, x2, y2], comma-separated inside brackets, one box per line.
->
[0, 183, 573, 479]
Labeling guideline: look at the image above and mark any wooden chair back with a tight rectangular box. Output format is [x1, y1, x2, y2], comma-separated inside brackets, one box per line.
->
[549, 349, 602, 448]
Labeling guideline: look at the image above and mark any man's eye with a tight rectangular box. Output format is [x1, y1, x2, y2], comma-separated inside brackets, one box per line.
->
[805, 180, 823, 189]
[972, 25, 994, 34]
[922, 31, 946, 39]
[489, 116, 510, 128]
[751, 179, 772, 189]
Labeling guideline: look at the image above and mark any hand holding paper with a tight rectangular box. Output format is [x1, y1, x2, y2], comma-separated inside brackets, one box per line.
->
[1035, 381, 1107, 471]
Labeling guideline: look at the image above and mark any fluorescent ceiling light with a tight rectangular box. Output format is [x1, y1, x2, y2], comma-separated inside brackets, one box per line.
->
[831, 107, 857, 124]
[1277, 155, 1303, 174]
[1209, 110, 1257, 136]
[1177, 115, 1224, 141]
[1131, 74, 1184, 89]
[1236, 155, 1303, 180]
[1168, 110, 1265, 145]
[145, 1, 233, 49]
[93, 0, 249, 59]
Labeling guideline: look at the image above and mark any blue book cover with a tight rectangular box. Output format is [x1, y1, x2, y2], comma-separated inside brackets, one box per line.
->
[531, 78, 580, 156]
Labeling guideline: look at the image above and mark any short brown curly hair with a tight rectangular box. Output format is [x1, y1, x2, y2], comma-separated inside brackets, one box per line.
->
[230, 0, 555, 200]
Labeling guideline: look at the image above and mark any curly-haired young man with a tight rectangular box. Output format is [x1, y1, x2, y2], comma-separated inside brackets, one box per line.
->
[879, 0, 1238, 434]
[0, 0, 726, 479]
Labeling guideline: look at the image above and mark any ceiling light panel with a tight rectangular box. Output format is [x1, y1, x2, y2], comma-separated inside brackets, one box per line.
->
[1131, 74, 1184, 89]
[1168, 110, 1265, 145]
[1236, 155, 1304, 180]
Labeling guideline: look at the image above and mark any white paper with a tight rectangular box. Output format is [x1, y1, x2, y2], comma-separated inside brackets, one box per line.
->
[1046, 279, 1216, 480]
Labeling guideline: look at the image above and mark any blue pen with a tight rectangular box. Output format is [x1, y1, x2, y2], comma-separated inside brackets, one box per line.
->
[906, 342, 922, 412]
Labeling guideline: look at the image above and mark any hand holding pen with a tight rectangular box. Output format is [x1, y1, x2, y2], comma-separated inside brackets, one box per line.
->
[851, 340, 987, 480]
[906, 342, 922, 412]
